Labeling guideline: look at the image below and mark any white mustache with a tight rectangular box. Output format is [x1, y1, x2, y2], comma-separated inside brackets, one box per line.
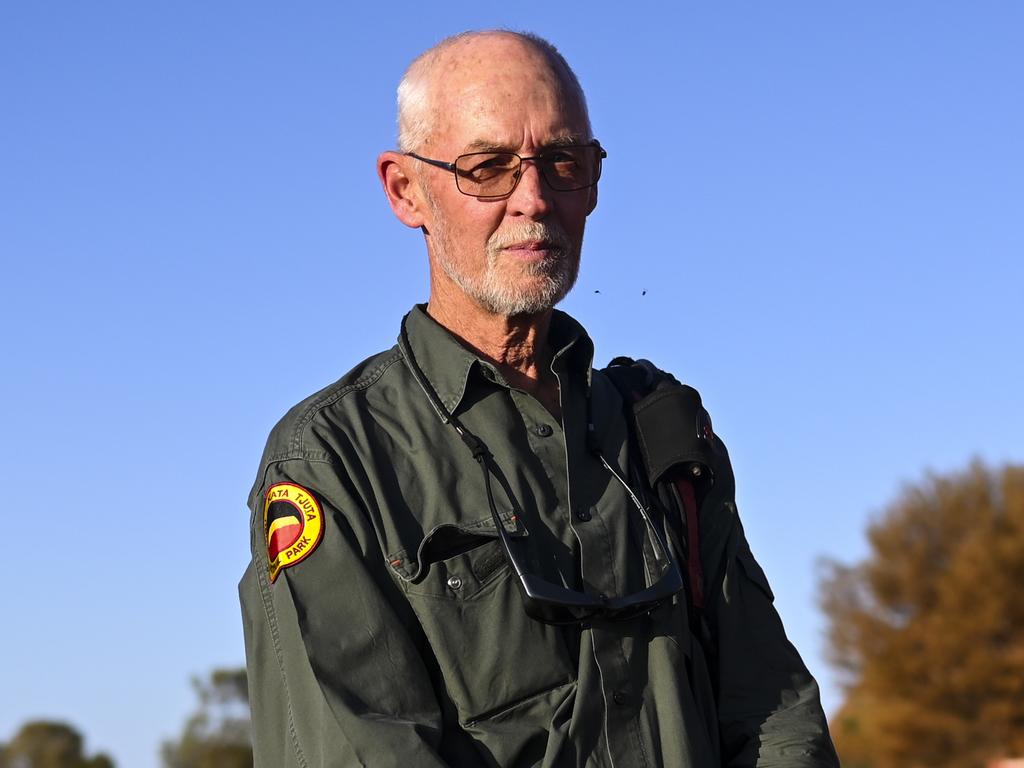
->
[487, 222, 572, 254]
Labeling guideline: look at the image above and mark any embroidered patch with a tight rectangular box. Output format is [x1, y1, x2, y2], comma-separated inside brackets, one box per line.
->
[264, 482, 324, 583]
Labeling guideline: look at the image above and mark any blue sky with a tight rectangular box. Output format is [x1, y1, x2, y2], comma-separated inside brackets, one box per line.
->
[2, 3, 1021, 766]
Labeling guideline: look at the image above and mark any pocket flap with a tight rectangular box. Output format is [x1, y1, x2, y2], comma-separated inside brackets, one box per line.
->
[736, 547, 775, 603]
[388, 510, 524, 582]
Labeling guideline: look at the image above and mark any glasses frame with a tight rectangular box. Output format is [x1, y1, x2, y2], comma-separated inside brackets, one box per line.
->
[406, 140, 607, 199]
[484, 448, 684, 625]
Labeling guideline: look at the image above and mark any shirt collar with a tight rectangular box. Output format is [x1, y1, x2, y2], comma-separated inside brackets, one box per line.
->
[399, 304, 595, 415]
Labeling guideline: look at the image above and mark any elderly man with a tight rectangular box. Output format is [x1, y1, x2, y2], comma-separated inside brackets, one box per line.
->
[240, 30, 838, 767]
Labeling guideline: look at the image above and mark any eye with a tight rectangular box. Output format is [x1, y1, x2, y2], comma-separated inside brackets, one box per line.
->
[459, 153, 518, 182]
[545, 149, 577, 163]
[542, 148, 582, 171]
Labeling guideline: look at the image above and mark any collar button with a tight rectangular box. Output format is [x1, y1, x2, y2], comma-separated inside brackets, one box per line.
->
[534, 423, 553, 437]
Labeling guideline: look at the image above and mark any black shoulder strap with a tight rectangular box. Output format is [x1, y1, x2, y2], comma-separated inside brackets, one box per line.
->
[600, 357, 713, 620]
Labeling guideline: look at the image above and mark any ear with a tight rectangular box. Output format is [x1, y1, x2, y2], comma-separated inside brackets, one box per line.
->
[586, 182, 599, 215]
[377, 151, 428, 229]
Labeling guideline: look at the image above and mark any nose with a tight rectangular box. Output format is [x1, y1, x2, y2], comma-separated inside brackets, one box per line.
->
[506, 159, 553, 219]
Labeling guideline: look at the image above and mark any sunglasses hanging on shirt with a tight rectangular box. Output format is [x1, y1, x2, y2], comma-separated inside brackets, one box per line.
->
[398, 313, 684, 625]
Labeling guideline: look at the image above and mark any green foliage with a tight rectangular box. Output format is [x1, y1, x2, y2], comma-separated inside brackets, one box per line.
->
[162, 668, 253, 768]
[820, 461, 1024, 767]
[0, 721, 114, 768]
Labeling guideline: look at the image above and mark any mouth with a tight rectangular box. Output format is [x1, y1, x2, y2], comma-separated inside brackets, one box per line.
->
[500, 240, 563, 258]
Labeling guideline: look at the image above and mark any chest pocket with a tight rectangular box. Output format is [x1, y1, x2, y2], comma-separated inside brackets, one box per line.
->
[387, 515, 576, 724]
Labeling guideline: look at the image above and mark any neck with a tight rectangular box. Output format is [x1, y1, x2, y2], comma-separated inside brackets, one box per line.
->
[426, 290, 562, 419]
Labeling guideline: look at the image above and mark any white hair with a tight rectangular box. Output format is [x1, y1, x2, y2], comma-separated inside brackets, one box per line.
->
[395, 30, 592, 153]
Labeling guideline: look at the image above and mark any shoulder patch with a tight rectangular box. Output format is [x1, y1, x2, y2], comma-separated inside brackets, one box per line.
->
[264, 482, 324, 583]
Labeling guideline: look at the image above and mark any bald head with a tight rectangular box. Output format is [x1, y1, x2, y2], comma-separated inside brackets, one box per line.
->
[396, 30, 591, 153]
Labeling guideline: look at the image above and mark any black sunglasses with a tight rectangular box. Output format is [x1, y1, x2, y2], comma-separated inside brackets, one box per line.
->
[399, 315, 684, 625]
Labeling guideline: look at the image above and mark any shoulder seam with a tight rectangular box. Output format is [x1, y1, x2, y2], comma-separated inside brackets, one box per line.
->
[286, 351, 404, 455]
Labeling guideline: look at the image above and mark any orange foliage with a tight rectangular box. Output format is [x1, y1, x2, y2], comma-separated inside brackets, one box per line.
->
[820, 462, 1024, 768]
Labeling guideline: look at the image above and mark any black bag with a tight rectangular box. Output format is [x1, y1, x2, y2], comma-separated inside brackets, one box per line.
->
[600, 357, 719, 653]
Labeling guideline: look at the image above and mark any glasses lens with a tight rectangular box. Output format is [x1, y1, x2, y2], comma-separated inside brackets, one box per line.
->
[501, 505, 682, 626]
[540, 145, 602, 191]
[454, 152, 520, 197]
[524, 597, 601, 625]
[480, 444, 680, 627]
[453, 145, 604, 197]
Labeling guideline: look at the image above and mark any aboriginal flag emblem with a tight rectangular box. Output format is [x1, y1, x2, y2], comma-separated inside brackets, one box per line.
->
[264, 482, 324, 583]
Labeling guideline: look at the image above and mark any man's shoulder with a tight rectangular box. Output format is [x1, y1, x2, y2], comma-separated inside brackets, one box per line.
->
[259, 343, 405, 466]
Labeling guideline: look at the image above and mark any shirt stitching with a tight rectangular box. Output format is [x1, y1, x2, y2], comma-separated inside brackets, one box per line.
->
[287, 352, 404, 455]
[255, 555, 311, 768]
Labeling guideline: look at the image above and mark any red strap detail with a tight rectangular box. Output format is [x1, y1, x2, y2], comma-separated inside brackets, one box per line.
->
[673, 476, 704, 611]
[625, 384, 704, 610]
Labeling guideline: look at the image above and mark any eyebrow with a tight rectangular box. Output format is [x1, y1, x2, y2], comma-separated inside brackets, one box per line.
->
[461, 134, 590, 154]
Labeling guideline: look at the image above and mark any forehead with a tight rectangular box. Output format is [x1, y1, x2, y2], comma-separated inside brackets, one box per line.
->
[425, 37, 588, 152]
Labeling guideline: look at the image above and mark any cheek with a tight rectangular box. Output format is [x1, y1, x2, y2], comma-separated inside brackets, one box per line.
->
[558, 200, 591, 241]
[465, 210, 508, 248]
[435, 206, 505, 267]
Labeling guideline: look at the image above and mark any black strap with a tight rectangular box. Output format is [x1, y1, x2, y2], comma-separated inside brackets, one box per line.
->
[600, 357, 711, 631]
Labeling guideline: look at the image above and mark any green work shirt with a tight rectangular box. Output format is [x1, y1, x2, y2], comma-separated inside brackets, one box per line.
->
[239, 305, 838, 767]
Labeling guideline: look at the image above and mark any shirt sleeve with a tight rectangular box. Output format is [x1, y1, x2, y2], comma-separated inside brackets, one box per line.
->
[239, 456, 454, 768]
[699, 450, 840, 766]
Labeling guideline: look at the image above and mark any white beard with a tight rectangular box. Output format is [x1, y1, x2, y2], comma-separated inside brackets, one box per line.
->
[426, 195, 582, 317]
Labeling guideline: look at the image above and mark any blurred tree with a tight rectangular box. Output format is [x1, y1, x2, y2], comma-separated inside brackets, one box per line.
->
[820, 461, 1024, 768]
[0, 721, 114, 768]
[161, 668, 252, 768]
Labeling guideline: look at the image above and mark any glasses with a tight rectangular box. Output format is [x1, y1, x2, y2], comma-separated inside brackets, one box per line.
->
[406, 140, 607, 199]
[486, 449, 684, 625]
[399, 315, 684, 626]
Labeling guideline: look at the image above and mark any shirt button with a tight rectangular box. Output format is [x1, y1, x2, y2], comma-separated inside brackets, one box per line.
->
[534, 423, 553, 437]
[612, 690, 627, 706]
[446, 576, 463, 590]
[575, 507, 592, 522]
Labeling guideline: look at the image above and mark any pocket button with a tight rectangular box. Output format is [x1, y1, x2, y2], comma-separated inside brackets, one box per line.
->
[447, 575, 463, 591]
